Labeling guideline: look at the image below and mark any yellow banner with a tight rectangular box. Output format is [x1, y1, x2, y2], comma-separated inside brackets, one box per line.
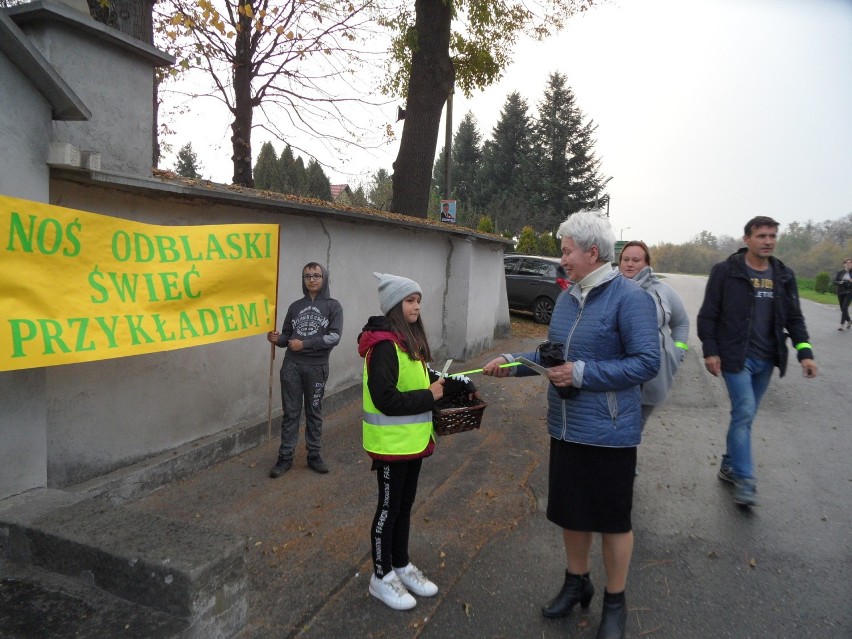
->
[0, 195, 279, 371]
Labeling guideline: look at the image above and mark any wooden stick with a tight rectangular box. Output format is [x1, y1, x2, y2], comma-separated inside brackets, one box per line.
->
[267, 341, 275, 443]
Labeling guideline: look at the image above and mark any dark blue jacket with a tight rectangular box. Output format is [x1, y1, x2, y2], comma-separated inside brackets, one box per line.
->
[697, 249, 813, 377]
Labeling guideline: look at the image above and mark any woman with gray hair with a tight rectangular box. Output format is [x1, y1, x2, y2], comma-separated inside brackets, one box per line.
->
[484, 211, 660, 639]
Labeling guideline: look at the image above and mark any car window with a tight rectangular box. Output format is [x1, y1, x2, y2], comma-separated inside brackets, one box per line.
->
[518, 258, 553, 277]
[504, 257, 521, 274]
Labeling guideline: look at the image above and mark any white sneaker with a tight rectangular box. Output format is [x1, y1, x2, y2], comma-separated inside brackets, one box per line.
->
[394, 563, 438, 597]
[369, 572, 416, 610]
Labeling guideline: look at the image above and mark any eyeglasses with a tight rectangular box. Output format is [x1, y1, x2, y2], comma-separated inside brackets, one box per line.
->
[303, 274, 323, 280]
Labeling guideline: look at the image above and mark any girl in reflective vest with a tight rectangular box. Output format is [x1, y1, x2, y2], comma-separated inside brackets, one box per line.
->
[358, 273, 477, 611]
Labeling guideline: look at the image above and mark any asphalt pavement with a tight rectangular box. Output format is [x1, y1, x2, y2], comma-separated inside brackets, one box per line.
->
[39, 274, 852, 638]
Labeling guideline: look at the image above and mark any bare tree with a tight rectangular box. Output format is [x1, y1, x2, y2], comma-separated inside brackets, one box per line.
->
[159, 0, 389, 187]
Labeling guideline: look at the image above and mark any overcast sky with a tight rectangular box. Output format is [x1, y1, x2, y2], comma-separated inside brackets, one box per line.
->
[164, 0, 852, 246]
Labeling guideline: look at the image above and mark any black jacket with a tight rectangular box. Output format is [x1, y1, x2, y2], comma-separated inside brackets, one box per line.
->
[834, 269, 852, 295]
[697, 249, 813, 377]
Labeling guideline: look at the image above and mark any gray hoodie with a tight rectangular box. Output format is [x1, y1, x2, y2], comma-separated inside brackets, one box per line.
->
[631, 266, 690, 405]
[275, 263, 343, 364]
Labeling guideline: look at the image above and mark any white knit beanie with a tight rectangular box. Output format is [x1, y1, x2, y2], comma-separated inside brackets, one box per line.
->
[374, 272, 422, 314]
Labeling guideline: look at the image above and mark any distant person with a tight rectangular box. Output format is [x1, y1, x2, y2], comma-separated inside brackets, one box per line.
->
[618, 241, 689, 425]
[483, 211, 659, 639]
[358, 272, 477, 610]
[267, 262, 343, 477]
[440, 202, 453, 222]
[833, 257, 852, 330]
[697, 216, 817, 507]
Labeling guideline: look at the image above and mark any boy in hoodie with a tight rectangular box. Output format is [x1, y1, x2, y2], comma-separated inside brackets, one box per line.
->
[267, 262, 343, 476]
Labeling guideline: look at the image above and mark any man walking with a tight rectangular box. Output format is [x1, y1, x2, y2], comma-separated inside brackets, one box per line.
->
[697, 216, 817, 507]
[267, 262, 343, 476]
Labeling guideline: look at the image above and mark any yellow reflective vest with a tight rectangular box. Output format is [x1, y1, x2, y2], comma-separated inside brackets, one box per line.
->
[362, 344, 433, 455]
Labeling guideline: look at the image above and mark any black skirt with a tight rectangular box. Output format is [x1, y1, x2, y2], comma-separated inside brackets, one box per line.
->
[546, 438, 636, 534]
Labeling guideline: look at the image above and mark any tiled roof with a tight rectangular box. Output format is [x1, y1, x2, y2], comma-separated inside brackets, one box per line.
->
[330, 184, 350, 200]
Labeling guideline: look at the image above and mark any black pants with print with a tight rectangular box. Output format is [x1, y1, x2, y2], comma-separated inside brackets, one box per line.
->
[370, 458, 422, 578]
[278, 359, 328, 460]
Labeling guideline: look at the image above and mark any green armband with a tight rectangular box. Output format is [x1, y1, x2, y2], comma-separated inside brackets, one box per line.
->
[795, 342, 812, 351]
[674, 342, 688, 350]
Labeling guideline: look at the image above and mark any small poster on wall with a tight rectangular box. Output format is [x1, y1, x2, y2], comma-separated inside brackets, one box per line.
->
[440, 200, 457, 223]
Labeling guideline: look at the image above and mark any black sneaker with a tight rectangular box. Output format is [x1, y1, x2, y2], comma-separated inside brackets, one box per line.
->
[307, 455, 329, 474]
[717, 465, 734, 484]
[269, 456, 292, 478]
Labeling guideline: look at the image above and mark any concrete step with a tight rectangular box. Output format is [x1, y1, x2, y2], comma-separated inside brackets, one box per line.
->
[0, 563, 188, 638]
[0, 489, 247, 638]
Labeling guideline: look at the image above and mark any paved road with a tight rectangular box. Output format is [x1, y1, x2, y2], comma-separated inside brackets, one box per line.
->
[130, 273, 851, 638]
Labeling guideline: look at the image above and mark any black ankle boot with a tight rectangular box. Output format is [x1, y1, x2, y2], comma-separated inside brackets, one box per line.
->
[541, 570, 594, 618]
[596, 590, 627, 639]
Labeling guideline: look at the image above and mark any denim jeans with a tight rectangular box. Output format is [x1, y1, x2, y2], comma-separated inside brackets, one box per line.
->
[721, 357, 774, 481]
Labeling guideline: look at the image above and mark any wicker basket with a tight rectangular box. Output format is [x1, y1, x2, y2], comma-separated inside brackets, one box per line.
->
[432, 393, 487, 437]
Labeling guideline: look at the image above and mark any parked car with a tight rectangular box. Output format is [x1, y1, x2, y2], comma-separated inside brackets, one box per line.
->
[503, 254, 570, 324]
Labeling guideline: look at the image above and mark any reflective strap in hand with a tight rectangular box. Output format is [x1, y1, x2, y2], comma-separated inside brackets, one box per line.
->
[455, 362, 522, 376]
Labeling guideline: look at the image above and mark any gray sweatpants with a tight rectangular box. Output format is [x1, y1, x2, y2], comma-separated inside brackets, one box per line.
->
[278, 359, 329, 460]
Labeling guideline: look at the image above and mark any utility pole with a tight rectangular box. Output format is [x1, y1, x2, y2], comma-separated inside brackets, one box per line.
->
[443, 91, 453, 200]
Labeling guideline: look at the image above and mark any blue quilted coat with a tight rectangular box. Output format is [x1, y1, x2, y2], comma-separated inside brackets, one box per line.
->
[509, 269, 660, 447]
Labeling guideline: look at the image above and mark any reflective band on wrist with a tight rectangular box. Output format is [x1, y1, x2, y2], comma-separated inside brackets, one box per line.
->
[674, 342, 688, 350]
[795, 342, 812, 351]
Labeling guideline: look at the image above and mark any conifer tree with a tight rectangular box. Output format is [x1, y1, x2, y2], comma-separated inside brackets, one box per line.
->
[431, 146, 448, 200]
[305, 159, 332, 201]
[478, 92, 535, 235]
[368, 169, 394, 211]
[292, 156, 308, 196]
[452, 112, 483, 209]
[539, 231, 558, 257]
[477, 216, 494, 233]
[529, 72, 609, 231]
[278, 146, 298, 194]
[350, 185, 369, 207]
[253, 142, 281, 191]
[174, 142, 202, 178]
[516, 226, 539, 254]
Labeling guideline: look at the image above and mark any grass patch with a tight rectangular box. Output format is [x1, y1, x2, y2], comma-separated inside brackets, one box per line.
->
[797, 278, 837, 305]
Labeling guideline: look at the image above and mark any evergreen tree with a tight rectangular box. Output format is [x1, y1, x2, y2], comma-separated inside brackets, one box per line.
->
[431, 146, 448, 201]
[570, 118, 609, 209]
[451, 112, 483, 209]
[477, 216, 494, 233]
[539, 232, 558, 257]
[516, 226, 539, 254]
[174, 142, 202, 178]
[529, 72, 609, 231]
[253, 142, 281, 191]
[368, 169, 394, 211]
[278, 145, 298, 194]
[305, 159, 332, 201]
[292, 156, 308, 196]
[478, 92, 535, 235]
[350, 185, 369, 207]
